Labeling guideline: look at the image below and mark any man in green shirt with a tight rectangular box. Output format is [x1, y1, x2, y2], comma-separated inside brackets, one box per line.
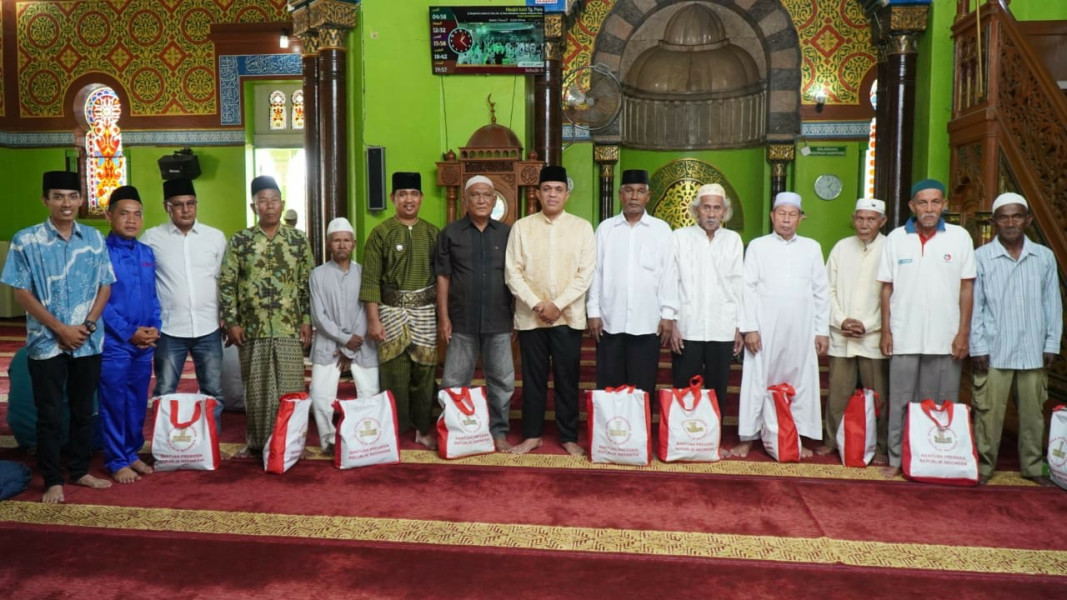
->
[218, 175, 314, 456]
[362, 172, 440, 449]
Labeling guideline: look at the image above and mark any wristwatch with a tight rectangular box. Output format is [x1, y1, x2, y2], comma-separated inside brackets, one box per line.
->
[83, 319, 97, 334]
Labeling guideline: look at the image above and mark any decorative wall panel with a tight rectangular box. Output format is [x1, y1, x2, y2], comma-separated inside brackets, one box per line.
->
[15, 0, 288, 119]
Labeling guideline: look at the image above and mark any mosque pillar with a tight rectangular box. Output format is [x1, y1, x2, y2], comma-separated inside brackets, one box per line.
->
[874, 44, 890, 209]
[766, 144, 795, 199]
[866, 4, 930, 230]
[594, 145, 619, 222]
[299, 32, 323, 263]
[533, 13, 564, 167]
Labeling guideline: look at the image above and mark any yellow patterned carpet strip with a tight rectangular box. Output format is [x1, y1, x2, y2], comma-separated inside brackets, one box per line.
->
[1, 501, 1064, 577]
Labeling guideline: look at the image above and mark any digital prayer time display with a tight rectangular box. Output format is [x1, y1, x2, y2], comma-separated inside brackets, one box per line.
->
[430, 6, 546, 75]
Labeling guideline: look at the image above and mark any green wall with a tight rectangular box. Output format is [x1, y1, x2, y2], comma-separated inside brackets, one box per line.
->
[793, 141, 870, 255]
[355, 0, 529, 253]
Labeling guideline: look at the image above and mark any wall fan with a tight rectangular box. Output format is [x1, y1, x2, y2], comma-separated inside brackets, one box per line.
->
[562, 63, 622, 131]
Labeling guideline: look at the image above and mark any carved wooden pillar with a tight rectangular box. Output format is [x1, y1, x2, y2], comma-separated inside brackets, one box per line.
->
[300, 33, 322, 263]
[533, 14, 564, 167]
[594, 145, 619, 222]
[874, 43, 890, 207]
[767, 144, 795, 199]
[867, 4, 929, 230]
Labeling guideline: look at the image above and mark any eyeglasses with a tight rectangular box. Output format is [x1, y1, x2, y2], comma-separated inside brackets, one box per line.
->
[167, 200, 198, 210]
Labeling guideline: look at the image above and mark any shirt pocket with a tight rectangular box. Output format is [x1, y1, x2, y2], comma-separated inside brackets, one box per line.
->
[639, 249, 657, 271]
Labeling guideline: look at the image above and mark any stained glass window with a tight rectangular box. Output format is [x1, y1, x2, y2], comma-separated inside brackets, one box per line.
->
[269, 90, 287, 130]
[81, 86, 126, 216]
[291, 90, 304, 130]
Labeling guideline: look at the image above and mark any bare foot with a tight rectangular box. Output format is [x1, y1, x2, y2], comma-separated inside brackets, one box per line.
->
[799, 447, 814, 459]
[414, 431, 438, 451]
[111, 467, 141, 484]
[730, 441, 752, 458]
[878, 466, 901, 479]
[129, 460, 153, 475]
[232, 446, 253, 459]
[813, 445, 834, 456]
[561, 441, 586, 457]
[493, 438, 513, 452]
[321, 444, 334, 456]
[74, 474, 112, 490]
[507, 437, 543, 455]
[42, 485, 64, 504]
[872, 453, 889, 466]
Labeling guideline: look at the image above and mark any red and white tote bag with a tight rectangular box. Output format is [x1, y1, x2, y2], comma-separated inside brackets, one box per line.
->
[151, 393, 220, 471]
[333, 391, 401, 469]
[264, 393, 312, 474]
[657, 376, 722, 463]
[760, 383, 802, 463]
[902, 399, 979, 486]
[587, 385, 652, 466]
[836, 388, 880, 467]
[436, 387, 495, 459]
[1047, 405, 1067, 490]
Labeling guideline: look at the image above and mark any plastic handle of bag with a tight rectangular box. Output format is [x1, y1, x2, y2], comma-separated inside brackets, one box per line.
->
[920, 398, 953, 429]
[169, 400, 203, 429]
[768, 383, 795, 405]
[605, 385, 636, 394]
[445, 387, 476, 416]
[672, 376, 704, 411]
[871, 390, 884, 417]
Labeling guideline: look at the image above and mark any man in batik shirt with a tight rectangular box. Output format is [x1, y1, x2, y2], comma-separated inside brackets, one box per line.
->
[218, 175, 314, 457]
[362, 172, 440, 449]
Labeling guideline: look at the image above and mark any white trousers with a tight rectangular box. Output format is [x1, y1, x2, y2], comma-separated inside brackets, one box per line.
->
[309, 361, 380, 451]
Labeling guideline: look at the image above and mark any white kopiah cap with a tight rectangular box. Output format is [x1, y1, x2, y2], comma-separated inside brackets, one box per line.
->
[991, 192, 1027, 213]
[854, 198, 885, 215]
[326, 217, 354, 236]
[464, 175, 494, 191]
[773, 191, 802, 210]
[697, 183, 726, 199]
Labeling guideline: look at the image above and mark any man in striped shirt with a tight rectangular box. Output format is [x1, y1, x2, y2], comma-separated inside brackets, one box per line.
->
[970, 192, 1062, 486]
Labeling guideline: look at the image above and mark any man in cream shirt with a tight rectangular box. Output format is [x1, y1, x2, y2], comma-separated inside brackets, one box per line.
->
[505, 165, 595, 456]
[815, 198, 889, 463]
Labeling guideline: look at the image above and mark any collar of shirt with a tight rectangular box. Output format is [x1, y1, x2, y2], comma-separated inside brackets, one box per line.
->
[609, 211, 652, 229]
[44, 218, 85, 241]
[772, 231, 798, 244]
[164, 220, 201, 236]
[992, 235, 1035, 261]
[536, 211, 567, 225]
[855, 233, 884, 252]
[325, 259, 353, 274]
[458, 215, 501, 232]
[904, 216, 946, 234]
[106, 231, 137, 249]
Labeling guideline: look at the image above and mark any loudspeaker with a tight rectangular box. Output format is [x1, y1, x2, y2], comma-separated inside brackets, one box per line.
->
[366, 146, 387, 211]
[158, 148, 201, 180]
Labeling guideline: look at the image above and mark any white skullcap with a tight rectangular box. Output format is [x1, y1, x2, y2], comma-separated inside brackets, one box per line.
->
[773, 191, 802, 210]
[991, 192, 1027, 213]
[464, 175, 494, 191]
[697, 183, 726, 199]
[854, 198, 885, 215]
[326, 217, 354, 236]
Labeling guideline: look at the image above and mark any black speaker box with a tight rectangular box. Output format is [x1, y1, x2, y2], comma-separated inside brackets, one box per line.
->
[158, 150, 201, 181]
[367, 146, 387, 211]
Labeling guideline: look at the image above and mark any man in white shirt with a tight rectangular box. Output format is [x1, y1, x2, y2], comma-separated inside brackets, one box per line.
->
[816, 198, 889, 462]
[734, 192, 829, 459]
[308, 217, 379, 454]
[877, 179, 976, 477]
[669, 183, 743, 407]
[141, 179, 228, 429]
[505, 165, 595, 456]
[587, 169, 677, 395]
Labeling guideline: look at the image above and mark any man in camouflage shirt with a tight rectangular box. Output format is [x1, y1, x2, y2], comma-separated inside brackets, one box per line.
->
[218, 175, 314, 456]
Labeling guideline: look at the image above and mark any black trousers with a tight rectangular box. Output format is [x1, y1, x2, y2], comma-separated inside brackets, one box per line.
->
[28, 353, 101, 488]
[518, 326, 582, 443]
[671, 340, 733, 406]
[595, 332, 660, 395]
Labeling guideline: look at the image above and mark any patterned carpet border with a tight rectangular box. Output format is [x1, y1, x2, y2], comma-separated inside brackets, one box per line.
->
[0, 501, 1064, 577]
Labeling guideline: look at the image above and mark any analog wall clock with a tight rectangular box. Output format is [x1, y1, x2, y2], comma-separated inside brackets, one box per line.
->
[814, 174, 843, 201]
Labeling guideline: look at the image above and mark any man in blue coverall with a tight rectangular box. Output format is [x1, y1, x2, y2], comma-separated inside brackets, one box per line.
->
[99, 185, 161, 483]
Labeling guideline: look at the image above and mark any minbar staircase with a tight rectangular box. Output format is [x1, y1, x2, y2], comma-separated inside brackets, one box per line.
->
[949, 0, 1067, 407]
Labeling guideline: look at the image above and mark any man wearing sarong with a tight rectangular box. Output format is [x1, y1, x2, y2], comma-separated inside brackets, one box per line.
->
[218, 175, 314, 457]
[733, 191, 829, 459]
[99, 185, 161, 483]
[362, 172, 440, 449]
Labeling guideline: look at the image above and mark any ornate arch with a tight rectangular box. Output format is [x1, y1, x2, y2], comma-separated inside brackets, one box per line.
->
[587, 0, 801, 142]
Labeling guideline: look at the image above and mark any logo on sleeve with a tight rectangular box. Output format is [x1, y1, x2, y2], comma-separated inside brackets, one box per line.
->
[898, 258, 913, 265]
[943, 253, 953, 263]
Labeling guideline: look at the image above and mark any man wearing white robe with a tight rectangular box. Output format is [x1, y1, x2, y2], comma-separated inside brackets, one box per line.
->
[733, 192, 829, 458]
